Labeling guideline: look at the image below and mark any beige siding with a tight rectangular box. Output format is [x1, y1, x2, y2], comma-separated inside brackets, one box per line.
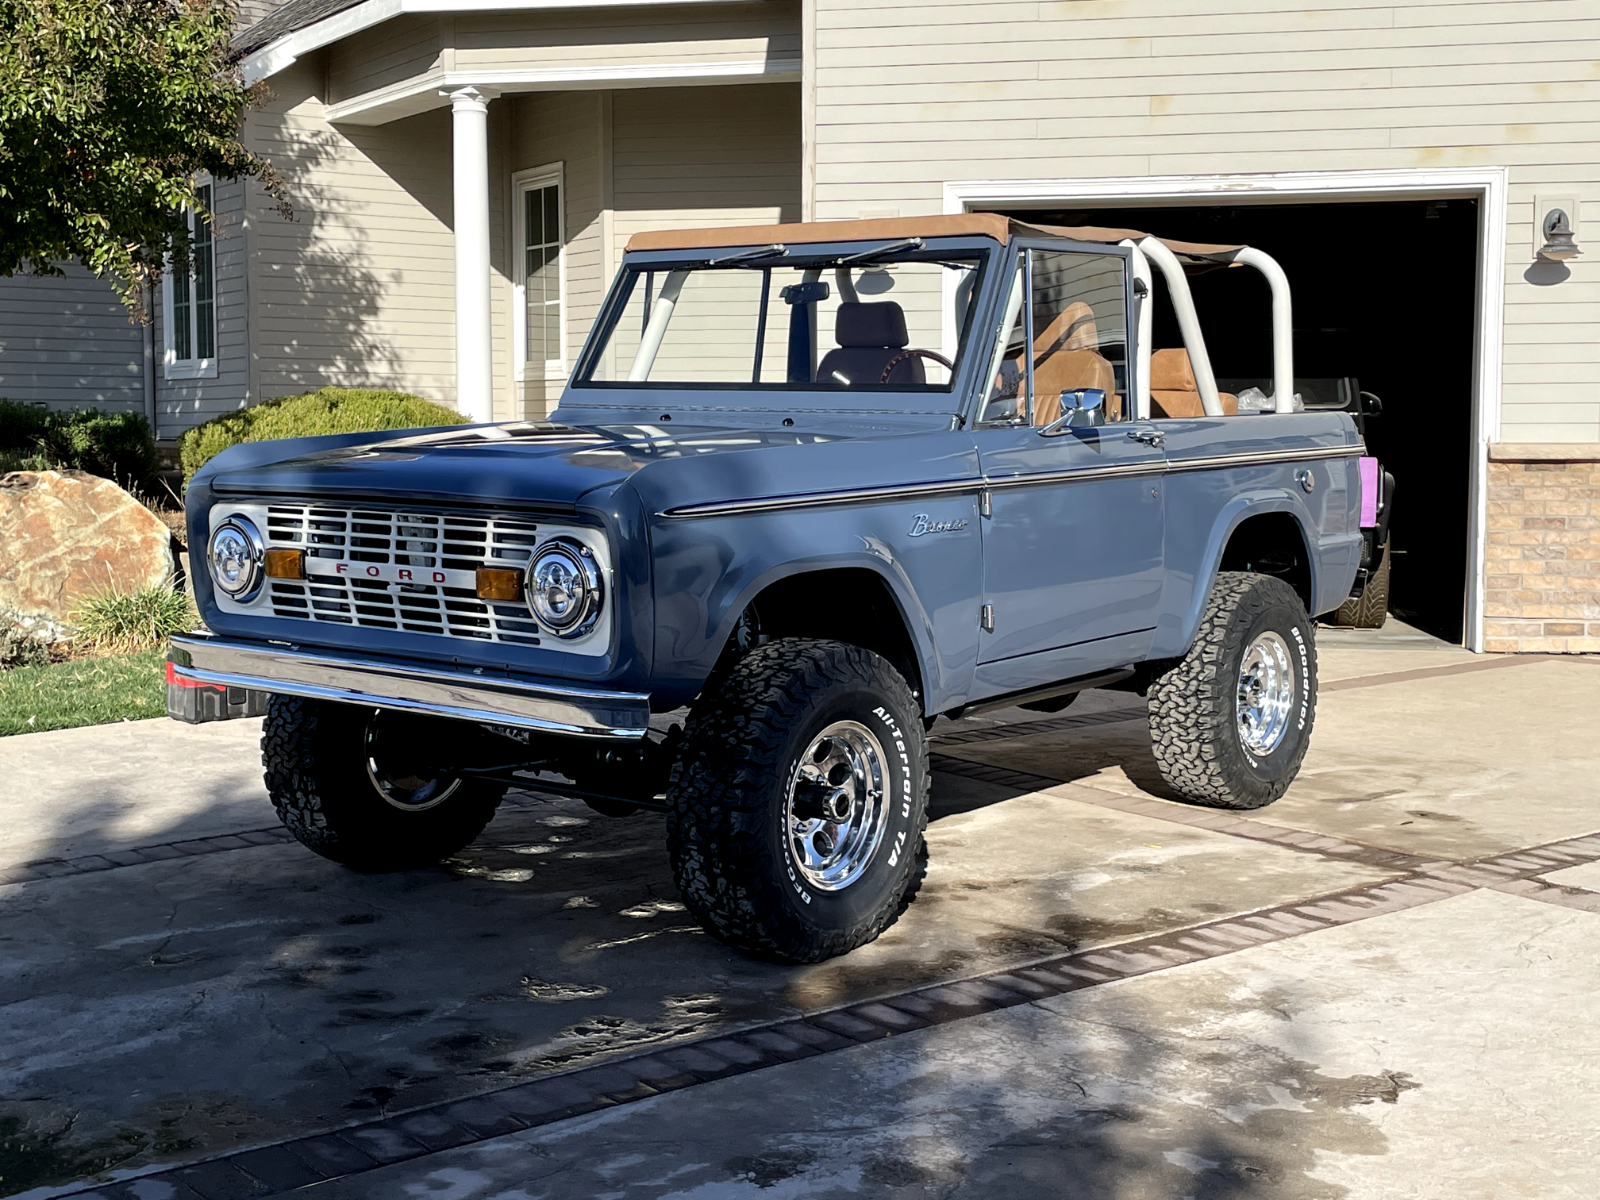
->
[241, 55, 459, 416]
[612, 82, 802, 245]
[812, 0, 1600, 443]
[0, 267, 145, 411]
[155, 177, 252, 432]
[452, 1, 799, 75]
[326, 15, 443, 105]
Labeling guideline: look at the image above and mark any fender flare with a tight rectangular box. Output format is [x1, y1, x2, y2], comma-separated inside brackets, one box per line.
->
[1170, 490, 1319, 656]
[708, 548, 943, 703]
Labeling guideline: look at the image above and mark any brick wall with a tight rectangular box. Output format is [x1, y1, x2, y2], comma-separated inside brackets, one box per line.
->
[1484, 446, 1600, 654]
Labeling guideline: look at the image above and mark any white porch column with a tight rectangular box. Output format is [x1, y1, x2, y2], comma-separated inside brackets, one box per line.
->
[448, 86, 493, 422]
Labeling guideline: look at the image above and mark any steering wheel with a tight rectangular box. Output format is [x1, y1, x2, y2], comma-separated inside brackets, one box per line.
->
[879, 348, 955, 385]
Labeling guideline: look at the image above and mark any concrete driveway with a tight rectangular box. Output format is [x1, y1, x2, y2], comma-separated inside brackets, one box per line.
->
[2, 622, 1597, 1199]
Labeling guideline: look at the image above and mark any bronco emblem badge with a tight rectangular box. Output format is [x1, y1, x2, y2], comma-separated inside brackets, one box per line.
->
[908, 513, 969, 537]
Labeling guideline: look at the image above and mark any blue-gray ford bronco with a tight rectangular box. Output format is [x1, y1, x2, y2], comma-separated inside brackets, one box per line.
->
[172, 215, 1392, 963]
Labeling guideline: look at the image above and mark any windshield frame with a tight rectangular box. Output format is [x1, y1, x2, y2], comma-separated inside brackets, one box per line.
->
[567, 235, 1000, 414]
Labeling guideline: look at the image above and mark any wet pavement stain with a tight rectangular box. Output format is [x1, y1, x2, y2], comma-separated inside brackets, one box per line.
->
[0, 1094, 289, 1197]
[724, 1148, 818, 1188]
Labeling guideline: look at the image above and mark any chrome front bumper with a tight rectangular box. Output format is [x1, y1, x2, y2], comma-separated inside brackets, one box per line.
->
[168, 633, 650, 740]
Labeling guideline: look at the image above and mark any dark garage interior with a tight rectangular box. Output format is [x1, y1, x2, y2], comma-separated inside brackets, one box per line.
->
[998, 198, 1480, 644]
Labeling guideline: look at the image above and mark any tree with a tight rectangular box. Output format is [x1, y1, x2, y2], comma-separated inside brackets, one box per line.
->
[0, 0, 285, 318]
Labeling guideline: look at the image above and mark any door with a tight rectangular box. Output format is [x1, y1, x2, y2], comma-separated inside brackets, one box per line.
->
[973, 247, 1166, 679]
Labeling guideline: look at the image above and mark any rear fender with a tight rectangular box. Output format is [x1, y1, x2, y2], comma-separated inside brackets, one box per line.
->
[1154, 490, 1334, 659]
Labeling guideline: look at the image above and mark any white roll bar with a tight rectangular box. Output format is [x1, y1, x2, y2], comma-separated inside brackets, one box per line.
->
[1231, 247, 1296, 413]
[1138, 236, 1223, 417]
[1119, 239, 1154, 421]
[626, 269, 688, 382]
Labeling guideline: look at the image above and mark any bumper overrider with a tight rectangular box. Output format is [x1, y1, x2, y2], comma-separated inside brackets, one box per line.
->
[167, 632, 651, 740]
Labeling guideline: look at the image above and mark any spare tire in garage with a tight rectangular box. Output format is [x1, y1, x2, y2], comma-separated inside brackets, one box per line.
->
[1329, 537, 1391, 629]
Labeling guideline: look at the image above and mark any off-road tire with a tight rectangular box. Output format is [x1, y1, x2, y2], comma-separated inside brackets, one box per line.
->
[262, 696, 505, 870]
[1147, 572, 1317, 810]
[1329, 538, 1391, 629]
[666, 638, 929, 963]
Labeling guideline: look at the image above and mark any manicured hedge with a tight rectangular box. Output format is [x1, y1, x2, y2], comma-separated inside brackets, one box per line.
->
[0, 400, 159, 489]
[179, 387, 468, 483]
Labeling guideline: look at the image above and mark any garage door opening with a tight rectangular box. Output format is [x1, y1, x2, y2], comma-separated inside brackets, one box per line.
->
[992, 198, 1480, 645]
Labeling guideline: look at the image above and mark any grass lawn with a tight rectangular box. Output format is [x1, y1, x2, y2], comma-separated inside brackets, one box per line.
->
[0, 647, 169, 736]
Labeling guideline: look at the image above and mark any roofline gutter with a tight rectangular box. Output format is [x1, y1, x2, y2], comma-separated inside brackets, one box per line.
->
[239, 0, 758, 85]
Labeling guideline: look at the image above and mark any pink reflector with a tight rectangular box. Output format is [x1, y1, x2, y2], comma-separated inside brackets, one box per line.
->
[1359, 457, 1379, 527]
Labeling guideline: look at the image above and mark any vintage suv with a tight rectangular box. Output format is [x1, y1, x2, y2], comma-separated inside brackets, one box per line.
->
[172, 215, 1385, 963]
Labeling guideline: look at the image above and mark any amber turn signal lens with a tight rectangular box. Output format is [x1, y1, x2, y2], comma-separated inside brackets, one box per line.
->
[476, 567, 523, 601]
[263, 548, 305, 580]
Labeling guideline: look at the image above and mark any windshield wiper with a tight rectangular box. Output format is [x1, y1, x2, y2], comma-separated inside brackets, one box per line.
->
[831, 237, 925, 267]
[706, 243, 789, 267]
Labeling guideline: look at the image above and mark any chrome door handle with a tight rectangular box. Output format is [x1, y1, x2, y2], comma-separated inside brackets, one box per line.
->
[1127, 429, 1165, 448]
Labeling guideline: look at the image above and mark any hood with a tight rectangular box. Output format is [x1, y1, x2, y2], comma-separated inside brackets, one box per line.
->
[204, 421, 842, 510]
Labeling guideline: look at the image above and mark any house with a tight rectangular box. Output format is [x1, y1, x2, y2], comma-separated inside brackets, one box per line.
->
[0, 0, 1595, 654]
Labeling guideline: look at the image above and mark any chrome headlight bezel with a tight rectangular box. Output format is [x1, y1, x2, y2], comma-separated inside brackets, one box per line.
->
[525, 536, 604, 639]
[208, 515, 265, 603]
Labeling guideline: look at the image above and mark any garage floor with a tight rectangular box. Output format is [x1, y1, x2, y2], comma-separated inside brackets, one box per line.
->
[3, 627, 1597, 1199]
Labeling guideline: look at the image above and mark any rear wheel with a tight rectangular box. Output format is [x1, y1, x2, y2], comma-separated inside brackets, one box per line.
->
[666, 639, 929, 962]
[262, 697, 505, 870]
[1147, 572, 1317, 810]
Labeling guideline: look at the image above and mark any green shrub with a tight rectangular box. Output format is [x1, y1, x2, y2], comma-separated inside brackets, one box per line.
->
[0, 400, 159, 489]
[72, 583, 196, 654]
[179, 387, 467, 483]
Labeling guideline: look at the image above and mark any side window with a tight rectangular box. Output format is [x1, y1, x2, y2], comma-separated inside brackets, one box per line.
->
[515, 167, 564, 378]
[979, 250, 1129, 427]
[164, 180, 217, 380]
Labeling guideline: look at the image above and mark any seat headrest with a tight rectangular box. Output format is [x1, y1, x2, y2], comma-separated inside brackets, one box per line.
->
[1150, 347, 1197, 392]
[835, 301, 909, 349]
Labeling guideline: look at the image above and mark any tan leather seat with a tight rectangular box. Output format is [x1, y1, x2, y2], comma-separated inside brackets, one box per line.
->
[1031, 301, 1101, 357]
[1032, 348, 1119, 427]
[1150, 348, 1238, 418]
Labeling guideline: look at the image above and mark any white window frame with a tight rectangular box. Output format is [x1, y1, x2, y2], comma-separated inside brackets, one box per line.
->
[162, 177, 219, 381]
[512, 163, 567, 383]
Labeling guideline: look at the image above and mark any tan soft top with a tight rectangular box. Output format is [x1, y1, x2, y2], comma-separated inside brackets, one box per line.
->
[624, 214, 1243, 266]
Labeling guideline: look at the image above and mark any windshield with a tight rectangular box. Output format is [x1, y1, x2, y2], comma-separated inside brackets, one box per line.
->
[574, 243, 987, 395]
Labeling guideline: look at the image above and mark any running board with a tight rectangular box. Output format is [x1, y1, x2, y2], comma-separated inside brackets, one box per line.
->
[946, 667, 1135, 721]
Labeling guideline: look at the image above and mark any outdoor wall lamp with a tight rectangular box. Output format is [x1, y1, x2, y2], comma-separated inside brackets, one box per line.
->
[1538, 208, 1581, 261]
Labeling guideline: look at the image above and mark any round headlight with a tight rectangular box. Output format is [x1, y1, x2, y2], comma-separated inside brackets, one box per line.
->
[526, 537, 603, 639]
[208, 516, 264, 602]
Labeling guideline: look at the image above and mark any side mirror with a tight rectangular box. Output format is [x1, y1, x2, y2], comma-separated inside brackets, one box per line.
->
[1359, 391, 1383, 416]
[1038, 389, 1108, 436]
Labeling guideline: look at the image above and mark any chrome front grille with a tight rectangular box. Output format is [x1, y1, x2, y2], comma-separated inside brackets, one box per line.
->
[260, 504, 547, 645]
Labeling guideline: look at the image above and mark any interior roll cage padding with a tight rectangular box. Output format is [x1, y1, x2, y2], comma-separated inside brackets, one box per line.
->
[1132, 236, 1297, 419]
[1120, 238, 1155, 420]
[1137, 236, 1225, 418]
[1232, 247, 1297, 414]
[627, 268, 688, 381]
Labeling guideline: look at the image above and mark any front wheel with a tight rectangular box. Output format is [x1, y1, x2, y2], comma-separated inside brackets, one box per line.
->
[1147, 572, 1317, 810]
[262, 697, 505, 870]
[666, 639, 929, 963]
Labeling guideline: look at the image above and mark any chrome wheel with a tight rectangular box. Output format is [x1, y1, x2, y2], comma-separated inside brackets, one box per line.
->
[1236, 631, 1296, 756]
[364, 712, 461, 812]
[784, 721, 890, 892]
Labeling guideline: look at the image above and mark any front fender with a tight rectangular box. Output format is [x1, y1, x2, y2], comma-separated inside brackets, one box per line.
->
[647, 505, 982, 713]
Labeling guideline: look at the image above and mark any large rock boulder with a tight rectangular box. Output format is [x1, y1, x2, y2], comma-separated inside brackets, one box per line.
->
[0, 470, 176, 641]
